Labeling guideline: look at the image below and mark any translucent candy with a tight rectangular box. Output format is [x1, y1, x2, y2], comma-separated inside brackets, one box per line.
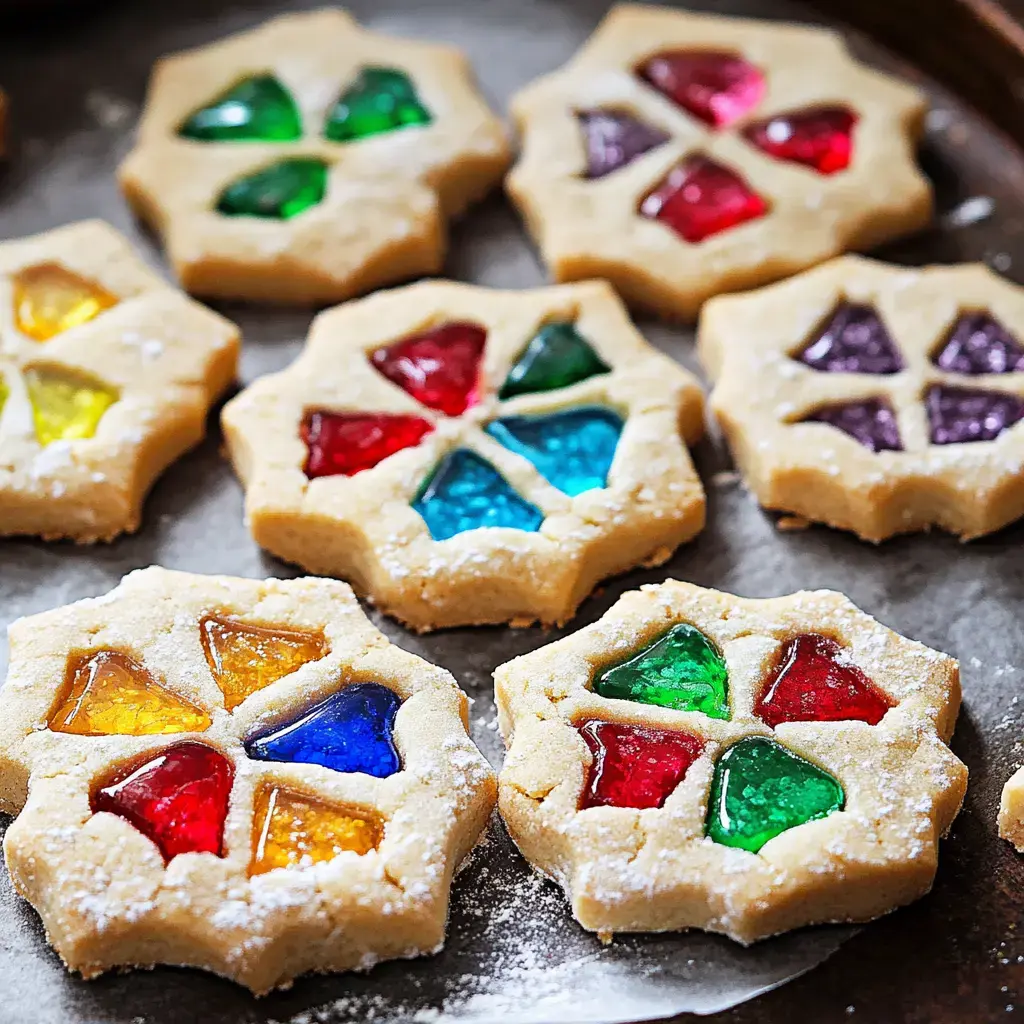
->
[178, 75, 302, 142]
[577, 109, 669, 179]
[323, 67, 431, 142]
[796, 303, 903, 374]
[216, 158, 328, 219]
[24, 366, 118, 446]
[13, 263, 118, 342]
[802, 397, 903, 453]
[926, 385, 1024, 445]
[499, 321, 610, 400]
[302, 411, 434, 478]
[743, 106, 857, 175]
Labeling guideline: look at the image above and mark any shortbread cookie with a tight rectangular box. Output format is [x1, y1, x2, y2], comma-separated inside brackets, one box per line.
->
[119, 9, 509, 304]
[700, 255, 1024, 541]
[0, 567, 495, 993]
[0, 220, 238, 542]
[506, 3, 931, 320]
[222, 279, 706, 630]
[1000, 768, 1024, 851]
[495, 579, 966, 943]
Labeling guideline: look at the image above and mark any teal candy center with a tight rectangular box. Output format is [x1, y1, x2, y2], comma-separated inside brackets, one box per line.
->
[706, 736, 845, 853]
[179, 75, 302, 142]
[485, 407, 623, 497]
[216, 158, 328, 220]
[593, 623, 729, 718]
[499, 322, 611, 400]
[324, 66, 432, 142]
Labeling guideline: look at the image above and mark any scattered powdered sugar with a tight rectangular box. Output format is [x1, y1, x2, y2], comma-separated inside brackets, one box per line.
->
[942, 196, 995, 229]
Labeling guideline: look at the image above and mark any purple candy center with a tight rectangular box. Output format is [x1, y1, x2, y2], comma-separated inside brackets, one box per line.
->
[926, 385, 1024, 445]
[797, 303, 903, 374]
[577, 109, 669, 179]
[804, 398, 903, 452]
[932, 312, 1024, 375]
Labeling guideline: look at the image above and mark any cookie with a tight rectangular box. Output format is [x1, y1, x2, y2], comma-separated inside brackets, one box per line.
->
[222, 278, 706, 631]
[119, 9, 509, 304]
[700, 255, 1024, 542]
[0, 220, 238, 542]
[506, 3, 931, 320]
[0, 567, 495, 994]
[495, 579, 966, 943]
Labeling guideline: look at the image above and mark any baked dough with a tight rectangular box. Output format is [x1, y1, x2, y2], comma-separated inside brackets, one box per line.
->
[0, 567, 495, 994]
[119, 9, 509, 304]
[496, 579, 967, 943]
[1000, 769, 1024, 851]
[700, 255, 1024, 541]
[0, 220, 238, 542]
[507, 3, 931, 320]
[221, 279, 706, 630]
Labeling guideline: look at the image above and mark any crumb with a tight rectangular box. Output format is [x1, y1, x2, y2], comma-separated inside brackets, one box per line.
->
[776, 515, 811, 532]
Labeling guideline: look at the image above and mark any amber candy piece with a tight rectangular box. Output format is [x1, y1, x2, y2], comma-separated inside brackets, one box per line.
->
[13, 263, 118, 342]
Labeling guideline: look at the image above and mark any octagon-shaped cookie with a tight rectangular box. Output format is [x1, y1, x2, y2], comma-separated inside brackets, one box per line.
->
[700, 255, 1024, 541]
[221, 279, 706, 630]
[496, 579, 966, 942]
[119, 9, 509, 304]
[0, 220, 238, 542]
[506, 3, 931, 320]
[0, 567, 495, 993]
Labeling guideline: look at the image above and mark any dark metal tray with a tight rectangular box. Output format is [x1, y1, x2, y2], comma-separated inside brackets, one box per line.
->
[1, 1, 1023, 1021]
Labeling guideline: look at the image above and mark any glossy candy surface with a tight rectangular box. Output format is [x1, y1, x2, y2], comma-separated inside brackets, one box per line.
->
[92, 741, 234, 861]
[323, 67, 431, 142]
[413, 448, 543, 540]
[803, 397, 903, 452]
[499, 321, 610, 400]
[743, 106, 857, 175]
[24, 366, 118, 446]
[370, 323, 485, 416]
[638, 50, 765, 127]
[579, 719, 705, 810]
[245, 682, 402, 778]
[178, 75, 302, 142]
[485, 407, 622, 496]
[216, 158, 328, 219]
[755, 633, 894, 728]
[302, 411, 434, 479]
[249, 783, 382, 876]
[932, 312, 1024, 375]
[926, 385, 1024, 444]
[48, 650, 211, 736]
[593, 623, 729, 719]
[200, 616, 327, 712]
[796, 302, 903, 375]
[13, 263, 118, 342]
[641, 156, 768, 243]
[577, 109, 669, 179]
[706, 736, 844, 853]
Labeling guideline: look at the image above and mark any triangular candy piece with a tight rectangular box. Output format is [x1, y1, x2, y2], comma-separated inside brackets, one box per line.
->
[216, 158, 328, 220]
[370, 322, 486, 416]
[413, 448, 543, 540]
[178, 75, 302, 142]
[706, 736, 844, 853]
[802, 397, 903, 452]
[302, 411, 434, 479]
[592, 623, 729, 719]
[742, 105, 857, 175]
[200, 616, 327, 712]
[323, 67, 431, 142]
[92, 741, 234, 861]
[577, 109, 669, 179]
[24, 366, 118, 446]
[926, 384, 1024, 444]
[49, 650, 211, 736]
[579, 720, 705, 809]
[485, 407, 623, 496]
[499, 321, 610, 399]
[932, 312, 1024, 374]
[754, 633, 894, 728]
[245, 682, 402, 778]
[796, 302, 903, 374]
[249, 783, 382, 876]
[13, 262, 118, 342]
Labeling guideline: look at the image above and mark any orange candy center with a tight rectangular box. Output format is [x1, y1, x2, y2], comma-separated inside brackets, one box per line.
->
[13, 262, 118, 342]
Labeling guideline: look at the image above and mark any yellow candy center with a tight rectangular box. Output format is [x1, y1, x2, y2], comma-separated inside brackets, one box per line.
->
[48, 649, 212, 736]
[200, 616, 327, 712]
[13, 262, 118, 342]
[24, 366, 118, 446]
[249, 784, 382, 876]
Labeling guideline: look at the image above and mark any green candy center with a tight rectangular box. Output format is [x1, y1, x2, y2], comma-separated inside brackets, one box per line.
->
[499, 321, 611, 400]
[706, 737, 844, 853]
[216, 158, 328, 220]
[593, 623, 729, 718]
[323, 67, 431, 142]
[179, 75, 302, 142]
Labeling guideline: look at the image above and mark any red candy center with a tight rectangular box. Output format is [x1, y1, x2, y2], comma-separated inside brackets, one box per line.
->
[91, 741, 234, 862]
[641, 155, 768, 243]
[743, 105, 857, 175]
[302, 411, 434, 479]
[638, 50, 765, 128]
[370, 322, 486, 416]
[579, 720, 705, 810]
[754, 633, 894, 728]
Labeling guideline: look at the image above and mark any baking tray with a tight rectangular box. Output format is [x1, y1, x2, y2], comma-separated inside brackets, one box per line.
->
[1, 0, 1024, 1021]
